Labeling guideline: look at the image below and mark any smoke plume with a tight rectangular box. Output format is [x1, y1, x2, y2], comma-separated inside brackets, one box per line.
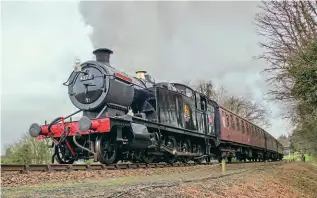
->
[78, 1, 263, 89]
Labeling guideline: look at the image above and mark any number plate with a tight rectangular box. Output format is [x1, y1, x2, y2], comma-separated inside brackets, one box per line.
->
[80, 74, 94, 81]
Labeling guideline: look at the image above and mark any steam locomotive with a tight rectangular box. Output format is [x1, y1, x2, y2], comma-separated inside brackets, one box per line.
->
[29, 48, 284, 164]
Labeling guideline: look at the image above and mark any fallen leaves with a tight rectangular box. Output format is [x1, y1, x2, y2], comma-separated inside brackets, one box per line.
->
[1, 164, 217, 187]
[2, 162, 316, 198]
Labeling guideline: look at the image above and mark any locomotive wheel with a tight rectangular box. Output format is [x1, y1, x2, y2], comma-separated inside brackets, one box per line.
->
[141, 151, 155, 164]
[96, 135, 118, 164]
[164, 136, 177, 164]
[181, 140, 191, 163]
[54, 144, 75, 164]
[193, 145, 204, 164]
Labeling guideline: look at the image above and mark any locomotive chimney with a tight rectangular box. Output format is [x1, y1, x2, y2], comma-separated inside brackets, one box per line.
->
[136, 70, 147, 80]
[93, 48, 113, 63]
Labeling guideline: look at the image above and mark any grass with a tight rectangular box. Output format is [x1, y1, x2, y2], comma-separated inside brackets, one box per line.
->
[283, 152, 314, 162]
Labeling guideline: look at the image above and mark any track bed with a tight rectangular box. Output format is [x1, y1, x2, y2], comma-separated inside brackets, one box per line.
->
[1, 161, 300, 198]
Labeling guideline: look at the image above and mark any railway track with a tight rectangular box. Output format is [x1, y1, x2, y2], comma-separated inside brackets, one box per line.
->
[0, 160, 286, 173]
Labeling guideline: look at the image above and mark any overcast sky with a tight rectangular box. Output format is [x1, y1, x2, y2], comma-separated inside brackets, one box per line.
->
[1, 1, 291, 154]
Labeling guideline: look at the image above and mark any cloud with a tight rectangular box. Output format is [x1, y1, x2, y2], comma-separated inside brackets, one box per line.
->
[1, 1, 92, 153]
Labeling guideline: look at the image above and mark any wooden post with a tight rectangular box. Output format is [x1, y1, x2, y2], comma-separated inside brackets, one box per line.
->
[222, 158, 226, 174]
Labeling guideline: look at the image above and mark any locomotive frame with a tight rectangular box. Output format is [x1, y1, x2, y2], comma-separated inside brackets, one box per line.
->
[28, 48, 284, 164]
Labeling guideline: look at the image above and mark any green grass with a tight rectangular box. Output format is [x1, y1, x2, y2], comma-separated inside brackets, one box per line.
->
[283, 152, 314, 161]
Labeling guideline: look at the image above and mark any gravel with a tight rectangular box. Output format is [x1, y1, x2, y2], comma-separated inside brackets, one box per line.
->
[3, 161, 312, 198]
[1, 164, 219, 187]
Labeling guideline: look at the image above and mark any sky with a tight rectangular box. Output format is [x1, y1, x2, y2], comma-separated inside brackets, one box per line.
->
[1, 1, 291, 154]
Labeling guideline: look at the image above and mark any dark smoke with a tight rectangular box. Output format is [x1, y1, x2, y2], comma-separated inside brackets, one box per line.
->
[78, 1, 263, 87]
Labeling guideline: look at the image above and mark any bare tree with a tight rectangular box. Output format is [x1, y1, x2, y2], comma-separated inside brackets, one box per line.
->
[193, 80, 270, 127]
[255, 1, 317, 154]
[222, 95, 271, 127]
[181, 79, 192, 87]
[254, 1, 317, 104]
[194, 80, 228, 103]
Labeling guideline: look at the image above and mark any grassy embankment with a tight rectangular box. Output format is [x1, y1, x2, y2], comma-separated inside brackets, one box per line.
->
[283, 152, 314, 161]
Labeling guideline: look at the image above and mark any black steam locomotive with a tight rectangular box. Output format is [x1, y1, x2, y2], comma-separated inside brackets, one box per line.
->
[29, 48, 283, 164]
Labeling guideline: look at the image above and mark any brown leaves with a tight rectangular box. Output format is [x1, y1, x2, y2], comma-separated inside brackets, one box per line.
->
[170, 163, 317, 198]
[4, 162, 316, 198]
[0, 164, 217, 188]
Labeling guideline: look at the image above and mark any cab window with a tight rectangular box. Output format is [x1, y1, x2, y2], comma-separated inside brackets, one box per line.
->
[185, 88, 194, 99]
[195, 93, 201, 110]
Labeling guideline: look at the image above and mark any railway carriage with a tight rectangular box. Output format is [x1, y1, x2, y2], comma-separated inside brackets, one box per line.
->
[217, 107, 281, 162]
[28, 48, 284, 164]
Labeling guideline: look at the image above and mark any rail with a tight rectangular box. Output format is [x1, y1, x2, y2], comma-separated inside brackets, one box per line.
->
[0, 162, 206, 173]
[0, 160, 286, 173]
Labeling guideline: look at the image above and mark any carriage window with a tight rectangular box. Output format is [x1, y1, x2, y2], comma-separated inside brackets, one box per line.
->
[249, 124, 252, 135]
[225, 113, 230, 128]
[245, 123, 247, 134]
[236, 117, 240, 131]
[252, 126, 256, 137]
[241, 120, 245, 133]
[250, 124, 253, 137]
[230, 114, 235, 130]
[257, 128, 260, 139]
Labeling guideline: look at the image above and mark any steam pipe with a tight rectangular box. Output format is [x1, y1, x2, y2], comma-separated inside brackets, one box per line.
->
[73, 134, 96, 155]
